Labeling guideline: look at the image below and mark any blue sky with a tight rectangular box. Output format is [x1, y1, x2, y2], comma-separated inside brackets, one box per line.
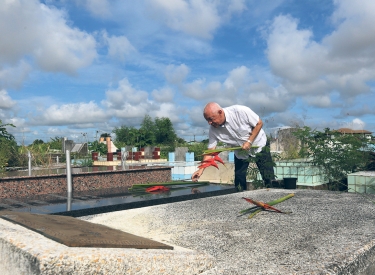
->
[1, 0, 374, 145]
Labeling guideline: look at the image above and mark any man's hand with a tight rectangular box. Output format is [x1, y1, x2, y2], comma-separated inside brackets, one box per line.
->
[191, 169, 204, 182]
[242, 140, 252, 150]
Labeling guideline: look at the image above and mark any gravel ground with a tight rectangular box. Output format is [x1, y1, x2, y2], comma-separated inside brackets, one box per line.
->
[81, 189, 375, 275]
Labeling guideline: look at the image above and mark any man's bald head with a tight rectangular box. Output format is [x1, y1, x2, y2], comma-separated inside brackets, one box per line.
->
[203, 102, 222, 116]
[203, 102, 225, 128]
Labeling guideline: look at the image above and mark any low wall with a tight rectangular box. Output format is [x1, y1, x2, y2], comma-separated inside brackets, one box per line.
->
[0, 166, 172, 199]
[348, 171, 375, 194]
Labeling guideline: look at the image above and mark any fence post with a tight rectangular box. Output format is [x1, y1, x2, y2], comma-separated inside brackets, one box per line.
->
[66, 150, 72, 194]
[27, 150, 32, 176]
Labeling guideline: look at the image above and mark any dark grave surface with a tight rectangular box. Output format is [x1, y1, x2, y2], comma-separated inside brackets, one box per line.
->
[0, 211, 173, 250]
[0, 183, 236, 217]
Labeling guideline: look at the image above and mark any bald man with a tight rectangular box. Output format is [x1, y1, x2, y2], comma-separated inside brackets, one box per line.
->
[192, 102, 275, 191]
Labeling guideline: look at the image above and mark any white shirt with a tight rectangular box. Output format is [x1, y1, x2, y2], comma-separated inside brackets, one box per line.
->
[208, 105, 267, 159]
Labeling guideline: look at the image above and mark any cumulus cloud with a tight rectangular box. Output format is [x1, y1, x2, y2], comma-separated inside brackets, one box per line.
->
[102, 32, 136, 62]
[182, 67, 247, 104]
[0, 0, 97, 75]
[0, 90, 16, 109]
[165, 64, 190, 84]
[103, 78, 149, 109]
[182, 66, 293, 115]
[337, 104, 375, 118]
[146, 0, 221, 39]
[76, 0, 112, 18]
[149, 103, 180, 122]
[31, 101, 108, 126]
[302, 95, 331, 108]
[151, 87, 174, 103]
[341, 118, 366, 130]
[223, 66, 250, 90]
[265, 0, 375, 106]
[0, 61, 32, 90]
[242, 82, 292, 114]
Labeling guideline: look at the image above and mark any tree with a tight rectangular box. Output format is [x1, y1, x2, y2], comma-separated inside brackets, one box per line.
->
[112, 126, 138, 146]
[49, 136, 63, 150]
[32, 139, 44, 145]
[293, 127, 374, 190]
[0, 120, 17, 168]
[139, 115, 156, 146]
[113, 115, 182, 147]
[0, 121, 15, 141]
[154, 117, 177, 145]
[100, 132, 111, 138]
[88, 140, 108, 155]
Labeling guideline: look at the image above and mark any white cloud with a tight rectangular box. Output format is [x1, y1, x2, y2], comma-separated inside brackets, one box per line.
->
[103, 78, 149, 109]
[146, 0, 221, 39]
[342, 118, 366, 130]
[102, 32, 136, 62]
[265, 1, 375, 106]
[165, 64, 190, 84]
[223, 66, 250, 90]
[302, 95, 331, 108]
[149, 103, 180, 122]
[0, 61, 32, 90]
[32, 101, 108, 125]
[0, 90, 16, 109]
[151, 87, 174, 103]
[243, 83, 292, 114]
[183, 78, 209, 100]
[78, 0, 111, 18]
[0, 0, 97, 75]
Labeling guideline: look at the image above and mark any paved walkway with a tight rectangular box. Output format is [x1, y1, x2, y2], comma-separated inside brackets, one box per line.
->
[83, 189, 375, 274]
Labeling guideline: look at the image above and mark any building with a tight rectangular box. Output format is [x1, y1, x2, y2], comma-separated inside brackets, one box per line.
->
[334, 128, 373, 139]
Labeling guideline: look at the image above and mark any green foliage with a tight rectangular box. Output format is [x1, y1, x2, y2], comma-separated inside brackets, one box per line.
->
[293, 127, 374, 190]
[17, 143, 53, 167]
[72, 156, 93, 167]
[49, 136, 63, 150]
[187, 142, 208, 161]
[0, 121, 17, 169]
[32, 139, 44, 145]
[154, 117, 178, 145]
[0, 121, 15, 141]
[245, 142, 280, 189]
[160, 145, 175, 159]
[100, 132, 111, 138]
[88, 140, 108, 155]
[0, 138, 19, 169]
[140, 115, 156, 146]
[113, 115, 181, 148]
[112, 126, 138, 146]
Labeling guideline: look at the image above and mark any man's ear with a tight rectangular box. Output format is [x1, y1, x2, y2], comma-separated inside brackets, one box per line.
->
[218, 110, 222, 115]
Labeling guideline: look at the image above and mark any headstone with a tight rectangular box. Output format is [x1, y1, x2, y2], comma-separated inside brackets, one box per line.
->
[175, 147, 188, 161]
[143, 146, 153, 159]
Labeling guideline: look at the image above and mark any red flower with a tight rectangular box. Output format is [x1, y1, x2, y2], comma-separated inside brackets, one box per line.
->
[145, 186, 170, 192]
[198, 152, 226, 169]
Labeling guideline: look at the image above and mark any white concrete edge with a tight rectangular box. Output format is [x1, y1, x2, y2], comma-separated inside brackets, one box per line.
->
[0, 218, 215, 275]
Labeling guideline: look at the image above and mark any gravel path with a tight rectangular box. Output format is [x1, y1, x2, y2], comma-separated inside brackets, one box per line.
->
[81, 189, 375, 274]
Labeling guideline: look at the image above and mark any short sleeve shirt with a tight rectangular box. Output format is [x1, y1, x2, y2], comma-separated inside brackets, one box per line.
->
[208, 105, 267, 159]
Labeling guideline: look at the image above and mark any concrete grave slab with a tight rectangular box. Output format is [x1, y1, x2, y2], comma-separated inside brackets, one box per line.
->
[0, 211, 172, 249]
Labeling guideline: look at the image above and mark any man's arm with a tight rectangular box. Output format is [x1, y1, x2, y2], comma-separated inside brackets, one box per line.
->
[242, 118, 263, 150]
[191, 146, 216, 182]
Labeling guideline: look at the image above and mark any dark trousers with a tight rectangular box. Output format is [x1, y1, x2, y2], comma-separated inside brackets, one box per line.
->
[234, 141, 275, 191]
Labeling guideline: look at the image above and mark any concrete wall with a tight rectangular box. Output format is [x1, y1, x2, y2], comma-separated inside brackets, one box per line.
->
[348, 171, 375, 194]
[258, 159, 327, 187]
[0, 166, 172, 199]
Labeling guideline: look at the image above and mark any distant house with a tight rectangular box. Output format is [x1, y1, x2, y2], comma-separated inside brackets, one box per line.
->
[334, 128, 373, 139]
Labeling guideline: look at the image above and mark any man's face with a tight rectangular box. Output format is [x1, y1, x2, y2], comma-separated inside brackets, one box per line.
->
[204, 110, 223, 128]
